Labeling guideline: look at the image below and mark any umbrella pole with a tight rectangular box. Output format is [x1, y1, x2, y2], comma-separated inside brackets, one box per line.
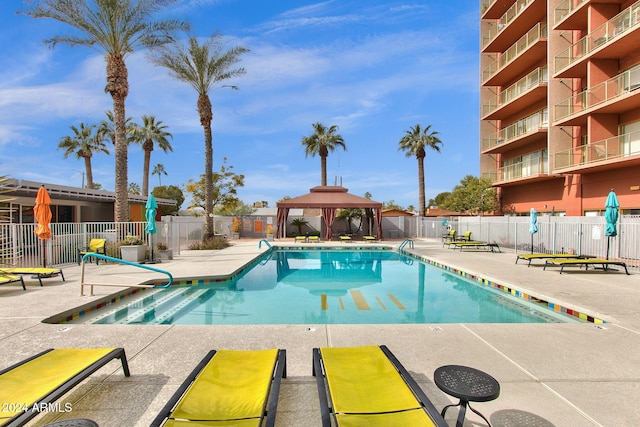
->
[531, 234, 534, 254]
[606, 237, 610, 260]
[42, 240, 47, 268]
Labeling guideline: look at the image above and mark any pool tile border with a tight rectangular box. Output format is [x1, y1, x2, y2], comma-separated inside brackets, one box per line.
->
[403, 251, 605, 324]
[48, 245, 604, 325]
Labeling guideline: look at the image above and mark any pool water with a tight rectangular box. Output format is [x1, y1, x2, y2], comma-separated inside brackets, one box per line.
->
[86, 249, 580, 325]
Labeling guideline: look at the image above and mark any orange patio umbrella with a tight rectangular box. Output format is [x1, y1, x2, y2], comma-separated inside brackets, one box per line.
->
[34, 185, 52, 267]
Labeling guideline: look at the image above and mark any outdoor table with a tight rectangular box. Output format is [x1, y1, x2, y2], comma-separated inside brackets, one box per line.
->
[434, 365, 500, 427]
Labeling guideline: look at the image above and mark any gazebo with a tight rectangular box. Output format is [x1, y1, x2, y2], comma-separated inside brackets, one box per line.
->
[276, 186, 383, 240]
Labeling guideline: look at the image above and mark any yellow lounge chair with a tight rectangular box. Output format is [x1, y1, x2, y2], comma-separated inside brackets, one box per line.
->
[442, 229, 456, 243]
[456, 231, 472, 241]
[339, 235, 352, 243]
[0, 348, 130, 427]
[308, 235, 320, 243]
[0, 267, 64, 286]
[295, 235, 308, 243]
[450, 241, 501, 252]
[77, 238, 107, 265]
[543, 258, 630, 274]
[363, 235, 378, 242]
[313, 345, 447, 426]
[0, 274, 26, 291]
[515, 253, 583, 267]
[151, 348, 286, 427]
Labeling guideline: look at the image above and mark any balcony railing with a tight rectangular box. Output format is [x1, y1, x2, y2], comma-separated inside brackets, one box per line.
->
[554, 64, 640, 122]
[482, 108, 548, 151]
[554, 130, 640, 170]
[482, 22, 547, 83]
[483, 157, 548, 184]
[482, 66, 548, 116]
[555, 1, 640, 73]
[554, 0, 588, 27]
[482, 0, 534, 48]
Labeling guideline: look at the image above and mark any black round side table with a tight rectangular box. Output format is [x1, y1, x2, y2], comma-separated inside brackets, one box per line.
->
[434, 365, 500, 427]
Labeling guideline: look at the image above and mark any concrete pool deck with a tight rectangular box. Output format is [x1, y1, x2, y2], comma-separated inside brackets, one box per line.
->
[1, 238, 639, 426]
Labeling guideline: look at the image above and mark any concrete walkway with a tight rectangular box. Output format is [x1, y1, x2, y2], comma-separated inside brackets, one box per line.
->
[1, 239, 639, 426]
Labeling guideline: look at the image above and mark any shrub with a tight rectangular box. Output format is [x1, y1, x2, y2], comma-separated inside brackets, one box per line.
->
[189, 236, 229, 250]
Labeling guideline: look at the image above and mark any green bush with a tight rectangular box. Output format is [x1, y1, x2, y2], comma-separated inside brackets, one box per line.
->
[188, 236, 230, 250]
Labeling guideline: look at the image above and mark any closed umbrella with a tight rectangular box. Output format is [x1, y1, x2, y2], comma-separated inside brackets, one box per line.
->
[605, 189, 619, 260]
[146, 195, 158, 263]
[33, 185, 52, 267]
[529, 208, 538, 254]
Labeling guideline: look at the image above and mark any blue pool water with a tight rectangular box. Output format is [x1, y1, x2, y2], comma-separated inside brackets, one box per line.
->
[87, 249, 580, 325]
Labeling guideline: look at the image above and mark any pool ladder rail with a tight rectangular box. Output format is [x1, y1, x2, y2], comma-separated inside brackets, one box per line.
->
[399, 239, 414, 251]
[80, 253, 173, 296]
[258, 239, 272, 249]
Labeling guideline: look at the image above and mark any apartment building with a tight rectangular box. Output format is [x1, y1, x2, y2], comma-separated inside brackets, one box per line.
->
[480, 0, 640, 216]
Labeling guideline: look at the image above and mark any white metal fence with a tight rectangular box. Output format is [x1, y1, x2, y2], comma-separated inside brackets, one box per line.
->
[2, 215, 638, 273]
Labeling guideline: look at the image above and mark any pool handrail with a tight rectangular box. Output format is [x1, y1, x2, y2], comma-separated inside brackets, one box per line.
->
[399, 239, 414, 251]
[80, 253, 173, 296]
[258, 239, 272, 249]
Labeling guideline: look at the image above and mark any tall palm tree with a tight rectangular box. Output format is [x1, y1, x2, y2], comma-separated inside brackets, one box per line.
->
[151, 33, 249, 238]
[132, 115, 172, 196]
[152, 163, 168, 186]
[398, 124, 442, 217]
[58, 123, 109, 189]
[22, 0, 188, 222]
[301, 123, 346, 186]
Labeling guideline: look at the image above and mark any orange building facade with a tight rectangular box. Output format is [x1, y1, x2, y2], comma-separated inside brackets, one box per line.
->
[480, 0, 640, 216]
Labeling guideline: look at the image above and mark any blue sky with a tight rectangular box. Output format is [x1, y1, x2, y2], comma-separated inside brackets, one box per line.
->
[1, 0, 479, 210]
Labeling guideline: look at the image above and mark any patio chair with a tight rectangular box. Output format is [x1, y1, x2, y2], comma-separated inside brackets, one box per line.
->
[313, 345, 447, 426]
[0, 267, 65, 286]
[151, 348, 286, 427]
[442, 229, 456, 243]
[0, 348, 130, 427]
[77, 238, 106, 265]
[0, 274, 26, 291]
[543, 258, 630, 274]
[456, 231, 473, 241]
[515, 253, 583, 267]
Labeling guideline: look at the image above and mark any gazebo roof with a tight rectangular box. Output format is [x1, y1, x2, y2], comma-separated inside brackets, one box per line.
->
[276, 186, 382, 209]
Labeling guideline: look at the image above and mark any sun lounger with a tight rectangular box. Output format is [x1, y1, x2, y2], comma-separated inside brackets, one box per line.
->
[77, 238, 107, 265]
[308, 235, 320, 243]
[363, 235, 378, 242]
[0, 348, 130, 427]
[339, 235, 352, 243]
[151, 348, 286, 427]
[543, 258, 630, 275]
[0, 274, 26, 290]
[515, 253, 583, 267]
[295, 235, 308, 243]
[313, 345, 447, 427]
[450, 241, 501, 252]
[456, 231, 472, 241]
[442, 229, 456, 243]
[0, 267, 65, 286]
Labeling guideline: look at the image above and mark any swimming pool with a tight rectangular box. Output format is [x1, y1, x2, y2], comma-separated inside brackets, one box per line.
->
[72, 249, 582, 325]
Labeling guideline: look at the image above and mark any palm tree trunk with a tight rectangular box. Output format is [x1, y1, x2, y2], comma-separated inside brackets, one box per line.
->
[198, 93, 214, 238]
[142, 141, 152, 197]
[321, 154, 328, 186]
[418, 156, 426, 217]
[107, 54, 130, 223]
[83, 156, 94, 189]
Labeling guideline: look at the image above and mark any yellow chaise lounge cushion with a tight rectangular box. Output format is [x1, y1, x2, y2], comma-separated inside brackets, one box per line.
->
[321, 345, 437, 426]
[167, 349, 278, 426]
[0, 348, 118, 421]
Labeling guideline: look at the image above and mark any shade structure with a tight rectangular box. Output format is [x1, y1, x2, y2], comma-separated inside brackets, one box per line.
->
[529, 208, 538, 254]
[33, 185, 52, 267]
[605, 190, 619, 259]
[276, 186, 383, 240]
[146, 195, 158, 262]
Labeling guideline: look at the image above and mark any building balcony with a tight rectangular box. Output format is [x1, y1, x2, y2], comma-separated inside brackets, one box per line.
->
[482, 159, 549, 186]
[553, 0, 589, 30]
[482, 108, 548, 154]
[482, 66, 547, 120]
[554, 130, 640, 173]
[482, 22, 547, 86]
[481, 0, 514, 20]
[553, 64, 640, 126]
[482, 0, 543, 52]
[554, 2, 640, 78]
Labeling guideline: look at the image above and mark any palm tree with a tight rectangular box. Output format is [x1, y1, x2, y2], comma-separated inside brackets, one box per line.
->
[301, 123, 346, 186]
[132, 116, 172, 196]
[398, 124, 442, 217]
[151, 33, 249, 238]
[22, 1, 188, 222]
[152, 163, 168, 186]
[58, 123, 109, 189]
[98, 110, 137, 146]
[128, 182, 141, 195]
